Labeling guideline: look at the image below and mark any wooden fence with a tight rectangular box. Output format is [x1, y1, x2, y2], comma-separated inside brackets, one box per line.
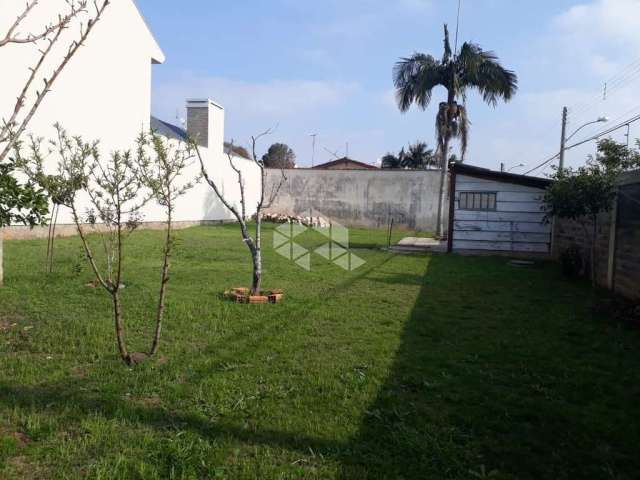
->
[554, 171, 640, 301]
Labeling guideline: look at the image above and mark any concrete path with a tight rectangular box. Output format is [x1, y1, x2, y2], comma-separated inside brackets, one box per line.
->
[389, 237, 447, 253]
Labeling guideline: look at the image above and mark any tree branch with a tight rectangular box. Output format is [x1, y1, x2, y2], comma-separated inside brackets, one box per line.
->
[0, 0, 110, 163]
[0, 1, 88, 47]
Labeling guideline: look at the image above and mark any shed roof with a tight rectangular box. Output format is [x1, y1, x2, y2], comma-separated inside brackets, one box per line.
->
[451, 163, 552, 189]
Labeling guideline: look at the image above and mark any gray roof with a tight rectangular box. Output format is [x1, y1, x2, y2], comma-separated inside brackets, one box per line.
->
[451, 162, 551, 189]
[150, 116, 250, 160]
[150, 116, 187, 141]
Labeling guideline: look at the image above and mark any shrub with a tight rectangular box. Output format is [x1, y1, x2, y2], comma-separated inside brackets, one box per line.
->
[560, 244, 583, 279]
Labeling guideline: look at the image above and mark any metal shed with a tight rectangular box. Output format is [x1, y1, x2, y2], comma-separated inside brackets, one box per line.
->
[447, 163, 552, 254]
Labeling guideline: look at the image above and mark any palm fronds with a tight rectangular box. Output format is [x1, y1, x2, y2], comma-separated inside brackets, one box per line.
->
[393, 53, 446, 112]
[458, 42, 518, 106]
[394, 24, 516, 165]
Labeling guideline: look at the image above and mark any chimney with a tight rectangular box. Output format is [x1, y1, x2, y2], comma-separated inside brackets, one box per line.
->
[186, 99, 225, 154]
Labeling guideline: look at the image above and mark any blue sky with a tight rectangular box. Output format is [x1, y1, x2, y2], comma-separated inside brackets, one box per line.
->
[136, 0, 640, 174]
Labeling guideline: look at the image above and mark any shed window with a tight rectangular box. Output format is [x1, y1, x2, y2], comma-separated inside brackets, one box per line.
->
[459, 192, 497, 211]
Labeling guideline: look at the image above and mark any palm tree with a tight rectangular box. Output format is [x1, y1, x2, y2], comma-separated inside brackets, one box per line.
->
[405, 141, 436, 169]
[393, 24, 518, 237]
[381, 153, 401, 169]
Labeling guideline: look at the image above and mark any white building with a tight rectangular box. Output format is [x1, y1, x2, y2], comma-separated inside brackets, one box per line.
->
[0, 0, 260, 237]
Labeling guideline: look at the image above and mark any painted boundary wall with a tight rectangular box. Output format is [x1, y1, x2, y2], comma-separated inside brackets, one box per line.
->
[264, 168, 447, 232]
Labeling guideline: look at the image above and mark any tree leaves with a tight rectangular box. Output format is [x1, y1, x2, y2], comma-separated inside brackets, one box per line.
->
[262, 143, 296, 169]
[0, 159, 48, 228]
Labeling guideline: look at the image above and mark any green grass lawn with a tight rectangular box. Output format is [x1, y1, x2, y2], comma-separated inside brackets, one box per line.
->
[1, 223, 639, 479]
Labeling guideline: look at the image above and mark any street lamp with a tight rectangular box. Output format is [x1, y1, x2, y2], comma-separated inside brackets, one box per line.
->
[559, 106, 608, 170]
[500, 162, 525, 172]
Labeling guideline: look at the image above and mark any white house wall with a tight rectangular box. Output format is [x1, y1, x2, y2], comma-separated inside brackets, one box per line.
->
[452, 174, 551, 253]
[146, 146, 263, 224]
[0, 0, 161, 150]
[1, 1, 262, 229]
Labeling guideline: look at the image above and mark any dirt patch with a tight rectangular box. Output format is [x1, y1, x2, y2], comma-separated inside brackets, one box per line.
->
[0, 314, 21, 332]
[11, 431, 30, 448]
[156, 355, 169, 366]
[5, 455, 43, 479]
[0, 427, 31, 449]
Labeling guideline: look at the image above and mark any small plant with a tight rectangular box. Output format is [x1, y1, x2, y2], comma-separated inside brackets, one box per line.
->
[559, 244, 583, 278]
[22, 125, 195, 365]
[135, 129, 197, 356]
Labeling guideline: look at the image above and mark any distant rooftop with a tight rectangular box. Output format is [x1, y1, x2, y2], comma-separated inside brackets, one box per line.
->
[313, 157, 378, 170]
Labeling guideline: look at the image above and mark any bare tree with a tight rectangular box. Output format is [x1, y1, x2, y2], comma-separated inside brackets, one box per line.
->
[194, 129, 286, 295]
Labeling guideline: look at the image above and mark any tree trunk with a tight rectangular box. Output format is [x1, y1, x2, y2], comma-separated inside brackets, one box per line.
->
[46, 203, 59, 274]
[251, 216, 263, 295]
[436, 136, 450, 239]
[112, 291, 131, 364]
[436, 90, 456, 239]
[150, 210, 172, 356]
[46, 206, 54, 273]
[0, 228, 4, 287]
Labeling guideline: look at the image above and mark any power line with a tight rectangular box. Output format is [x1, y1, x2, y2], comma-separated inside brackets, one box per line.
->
[536, 59, 640, 148]
[524, 110, 640, 176]
[525, 57, 640, 151]
[523, 152, 560, 175]
[567, 59, 640, 123]
[572, 104, 640, 143]
[565, 112, 640, 150]
[569, 103, 640, 143]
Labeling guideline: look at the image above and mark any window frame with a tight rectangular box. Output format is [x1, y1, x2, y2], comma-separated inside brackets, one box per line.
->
[458, 191, 498, 212]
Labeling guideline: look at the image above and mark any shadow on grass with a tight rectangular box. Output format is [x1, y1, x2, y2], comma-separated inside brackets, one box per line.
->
[1, 254, 638, 479]
[0, 379, 340, 455]
[336, 255, 640, 479]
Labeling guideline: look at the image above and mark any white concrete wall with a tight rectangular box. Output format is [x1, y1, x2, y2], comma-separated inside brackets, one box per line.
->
[265, 168, 446, 231]
[452, 174, 551, 253]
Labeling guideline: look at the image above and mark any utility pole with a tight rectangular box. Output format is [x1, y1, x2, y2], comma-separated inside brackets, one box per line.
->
[559, 106, 568, 171]
[625, 123, 631, 148]
[309, 133, 317, 167]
